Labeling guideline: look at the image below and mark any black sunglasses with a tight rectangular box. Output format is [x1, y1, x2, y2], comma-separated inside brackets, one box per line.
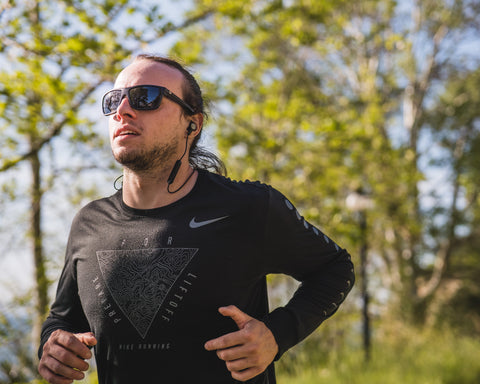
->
[102, 85, 195, 116]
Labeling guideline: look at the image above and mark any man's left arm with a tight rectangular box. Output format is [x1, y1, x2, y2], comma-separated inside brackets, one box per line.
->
[260, 187, 355, 360]
[205, 187, 355, 380]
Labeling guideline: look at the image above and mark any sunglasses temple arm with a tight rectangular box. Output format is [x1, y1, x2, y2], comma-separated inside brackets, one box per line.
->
[165, 91, 195, 115]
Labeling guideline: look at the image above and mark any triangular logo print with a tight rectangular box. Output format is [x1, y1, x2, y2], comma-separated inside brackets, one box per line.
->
[96, 248, 197, 339]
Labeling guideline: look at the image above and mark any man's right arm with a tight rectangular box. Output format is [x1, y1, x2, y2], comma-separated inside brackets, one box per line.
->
[38, 270, 94, 384]
[38, 215, 93, 382]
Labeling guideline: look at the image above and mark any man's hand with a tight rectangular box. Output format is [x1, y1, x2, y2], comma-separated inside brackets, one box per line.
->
[38, 330, 97, 384]
[204, 305, 278, 382]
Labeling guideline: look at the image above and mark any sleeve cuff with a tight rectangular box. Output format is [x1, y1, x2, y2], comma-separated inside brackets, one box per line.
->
[262, 307, 299, 360]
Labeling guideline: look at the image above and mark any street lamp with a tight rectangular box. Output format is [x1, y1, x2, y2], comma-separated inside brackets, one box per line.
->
[346, 190, 374, 362]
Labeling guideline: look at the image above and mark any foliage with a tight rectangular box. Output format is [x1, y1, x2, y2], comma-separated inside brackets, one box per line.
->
[277, 325, 480, 384]
[0, 0, 126, 337]
[0, 0, 213, 381]
[0, 0, 479, 382]
[423, 67, 480, 332]
[0, 300, 36, 383]
[173, 0, 480, 331]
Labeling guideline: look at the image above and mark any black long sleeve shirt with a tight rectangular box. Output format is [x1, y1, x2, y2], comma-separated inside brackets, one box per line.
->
[39, 170, 354, 383]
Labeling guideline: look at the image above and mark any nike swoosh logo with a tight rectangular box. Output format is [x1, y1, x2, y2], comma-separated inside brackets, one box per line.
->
[189, 216, 229, 229]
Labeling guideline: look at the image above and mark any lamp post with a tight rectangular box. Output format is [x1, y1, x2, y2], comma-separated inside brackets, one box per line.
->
[346, 190, 373, 362]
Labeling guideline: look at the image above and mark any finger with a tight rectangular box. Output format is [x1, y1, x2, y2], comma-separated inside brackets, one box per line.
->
[55, 330, 93, 360]
[75, 332, 98, 348]
[216, 343, 252, 362]
[38, 363, 76, 384]
[40, 355, 86, 382]
[43, 341, 91, 372]
[218, 305, 253, 329]
[204, 329, 245, 351]
[41, 334, 91, 371]
[231, 367, 263, 382]
[225, 357, 255, 373]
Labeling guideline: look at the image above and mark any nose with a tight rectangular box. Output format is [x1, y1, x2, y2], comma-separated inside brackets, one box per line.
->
[115, 95, 136, 119]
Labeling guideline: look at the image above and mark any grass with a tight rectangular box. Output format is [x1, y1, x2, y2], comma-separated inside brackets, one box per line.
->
[31, 326, 480, 384]
[277, 327, 480, 384]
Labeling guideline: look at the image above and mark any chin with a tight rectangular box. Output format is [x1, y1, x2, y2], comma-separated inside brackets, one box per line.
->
[114, 153, 157, 172]
[113, 149, 137, 166]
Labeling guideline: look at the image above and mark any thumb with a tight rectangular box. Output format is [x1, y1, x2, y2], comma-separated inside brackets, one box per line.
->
[75, 332, 97, 347]
[218, 305, 253, 330]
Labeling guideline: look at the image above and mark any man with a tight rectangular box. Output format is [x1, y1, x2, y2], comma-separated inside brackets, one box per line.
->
[38, 54, 354, 384]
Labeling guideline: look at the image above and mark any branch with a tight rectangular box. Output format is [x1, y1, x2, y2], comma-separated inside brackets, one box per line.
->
[144, 8, 215, 44]
[0, 79, 104, 173]
[417, 129, 467, 299]
[416, 24, 448, 107]
[0, 0, 14, 21]
[1, 35, 49, 56]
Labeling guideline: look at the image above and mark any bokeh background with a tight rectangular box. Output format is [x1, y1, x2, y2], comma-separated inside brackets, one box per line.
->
[1, 0, 479, 383]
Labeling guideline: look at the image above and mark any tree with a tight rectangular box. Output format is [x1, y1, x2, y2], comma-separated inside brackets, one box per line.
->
[0, 0, 213, 378]
[424, 67, 480, 332]
[172, 0, 480, 328]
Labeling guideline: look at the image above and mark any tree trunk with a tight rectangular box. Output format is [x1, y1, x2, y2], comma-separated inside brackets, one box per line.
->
[30, 150, 48, 352]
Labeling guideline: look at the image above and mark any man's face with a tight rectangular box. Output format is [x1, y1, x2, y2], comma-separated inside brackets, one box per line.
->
[108, 60, 190, 173]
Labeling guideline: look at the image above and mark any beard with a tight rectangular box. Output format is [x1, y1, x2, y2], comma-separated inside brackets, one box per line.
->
[113, 137, 180, 173]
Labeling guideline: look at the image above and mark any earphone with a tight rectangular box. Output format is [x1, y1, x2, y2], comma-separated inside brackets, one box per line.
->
[187, 122, 197, 135]
[167, 121, 198, 193]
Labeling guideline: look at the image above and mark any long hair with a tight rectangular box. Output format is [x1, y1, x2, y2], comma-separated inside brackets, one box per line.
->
[135, 54, 227, 176]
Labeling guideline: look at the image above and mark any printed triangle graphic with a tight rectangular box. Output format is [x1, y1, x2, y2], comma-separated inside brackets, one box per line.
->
[96, 248, 197, 339]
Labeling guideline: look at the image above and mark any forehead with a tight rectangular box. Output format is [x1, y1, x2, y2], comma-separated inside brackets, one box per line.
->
[114, 60, 185, 96]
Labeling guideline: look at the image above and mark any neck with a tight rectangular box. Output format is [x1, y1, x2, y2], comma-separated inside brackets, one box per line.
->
[121, 163, 198, 209]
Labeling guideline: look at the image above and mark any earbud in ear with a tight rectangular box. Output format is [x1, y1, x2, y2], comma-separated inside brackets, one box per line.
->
[187, 122, 197, 135]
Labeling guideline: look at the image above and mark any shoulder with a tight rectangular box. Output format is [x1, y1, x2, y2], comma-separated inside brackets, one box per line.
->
[202, 172, 307, 228]
[198, 170, 275, 200]
[201, 171, 293, 209]
[72, 191, 121, 224]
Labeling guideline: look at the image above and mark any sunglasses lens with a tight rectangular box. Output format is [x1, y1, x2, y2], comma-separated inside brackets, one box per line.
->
[102, 86, 167, 115]
[129, 86, 162, 110]
[102, 90, 122, 115]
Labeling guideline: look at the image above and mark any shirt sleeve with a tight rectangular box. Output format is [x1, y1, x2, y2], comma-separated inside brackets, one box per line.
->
[38, 222, 91, 359]
[261, 187, 355, 359]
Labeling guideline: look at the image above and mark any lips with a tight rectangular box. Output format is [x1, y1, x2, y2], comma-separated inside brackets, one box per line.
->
[114, 126, 141, 139]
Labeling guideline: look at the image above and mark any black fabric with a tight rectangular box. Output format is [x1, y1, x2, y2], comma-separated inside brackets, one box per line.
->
[39, 170, 354, 383]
